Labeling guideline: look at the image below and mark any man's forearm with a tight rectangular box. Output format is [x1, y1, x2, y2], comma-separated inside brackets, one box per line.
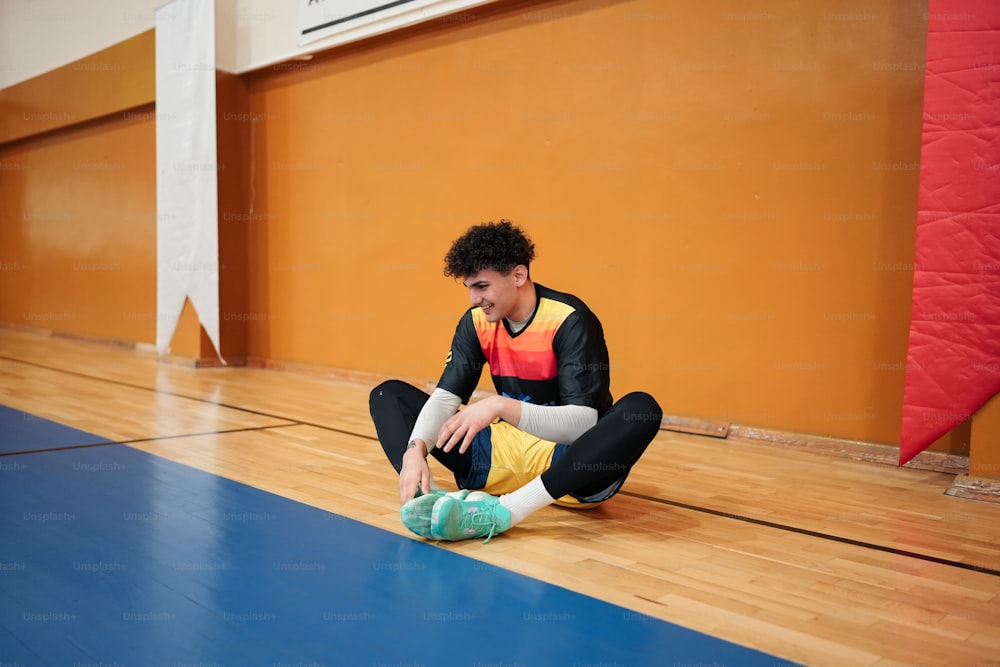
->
[409, 388, 462, 448]
[517, 402, 597, 444]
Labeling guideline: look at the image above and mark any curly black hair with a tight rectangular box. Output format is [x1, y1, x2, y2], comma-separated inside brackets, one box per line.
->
[443, 219, 536, 278]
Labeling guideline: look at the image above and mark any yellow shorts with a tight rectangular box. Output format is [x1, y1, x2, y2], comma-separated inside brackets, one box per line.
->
[459, 420, 608, 508]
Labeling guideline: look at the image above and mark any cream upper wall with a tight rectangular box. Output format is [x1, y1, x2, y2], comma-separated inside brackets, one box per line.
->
[0, 0, 496, 89]
[0, 0, 163, 89]
[230, 0, 497, 73]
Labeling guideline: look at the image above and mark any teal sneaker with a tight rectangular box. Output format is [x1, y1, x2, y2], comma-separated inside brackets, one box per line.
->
[400, 489, 469, 538]
[429, 492, 511, 543]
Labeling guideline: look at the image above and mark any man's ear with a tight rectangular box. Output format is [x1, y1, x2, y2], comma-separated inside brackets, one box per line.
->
[513, 264, 528, 287]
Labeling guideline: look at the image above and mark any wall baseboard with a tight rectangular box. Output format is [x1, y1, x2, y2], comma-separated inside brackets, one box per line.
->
[159, 354, 247, 369]
[722, 423, 968, 475]
[661, 415, 731, 438]
[658, 415, 968, 475]
[945, 474, 1000, 503]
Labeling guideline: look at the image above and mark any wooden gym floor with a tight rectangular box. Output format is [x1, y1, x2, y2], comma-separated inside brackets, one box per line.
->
[0, 327, 998, 666]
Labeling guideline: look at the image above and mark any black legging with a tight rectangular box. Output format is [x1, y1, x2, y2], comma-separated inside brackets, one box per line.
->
[368, 380, 473, 479]
[369, 380, 662, 500]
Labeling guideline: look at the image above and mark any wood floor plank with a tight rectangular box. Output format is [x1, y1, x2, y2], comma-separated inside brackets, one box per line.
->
[0, 363, 292, 440]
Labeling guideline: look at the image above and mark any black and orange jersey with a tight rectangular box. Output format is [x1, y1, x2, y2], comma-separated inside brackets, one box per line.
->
[437, 283, 613, 416]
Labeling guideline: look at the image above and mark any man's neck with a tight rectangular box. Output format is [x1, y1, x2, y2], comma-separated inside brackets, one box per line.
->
[506, 281, 537, 327]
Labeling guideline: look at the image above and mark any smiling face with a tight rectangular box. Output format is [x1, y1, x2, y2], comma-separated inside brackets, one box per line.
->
[463, 266, 532, 323]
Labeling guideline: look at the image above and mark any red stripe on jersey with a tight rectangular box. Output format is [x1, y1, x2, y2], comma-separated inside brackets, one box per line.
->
[472, 298, 574, 381]
[485, 332, 557, 380]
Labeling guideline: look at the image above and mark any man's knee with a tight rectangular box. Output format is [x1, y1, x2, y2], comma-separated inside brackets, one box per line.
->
[614, 391, 663, 437]
[369, 379, 407, 413]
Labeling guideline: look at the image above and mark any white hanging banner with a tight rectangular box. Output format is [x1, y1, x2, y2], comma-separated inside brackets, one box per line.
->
[155, 0, 223, 361]
[298, 0, 495, 47]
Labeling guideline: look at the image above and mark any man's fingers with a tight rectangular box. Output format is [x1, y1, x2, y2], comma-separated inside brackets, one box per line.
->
[435, 426, 452, 451]
[399, 466, 422, 503]
[458, 430, 475, 454]
[439, 427, 460, 453]
[401, 476, 418, 503]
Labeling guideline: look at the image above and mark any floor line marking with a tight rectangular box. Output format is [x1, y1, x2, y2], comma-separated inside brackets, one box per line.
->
[0, 355, 374, 441]
[0, 422, 303, 458]
[619, 490, 1000, 578]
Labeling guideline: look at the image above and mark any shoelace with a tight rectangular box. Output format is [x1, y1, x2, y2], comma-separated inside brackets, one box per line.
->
[463, 505, 500, 544]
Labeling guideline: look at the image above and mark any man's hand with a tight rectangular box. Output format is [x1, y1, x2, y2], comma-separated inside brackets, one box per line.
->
[399, 439, 431, 503]
[437, 395, 521, 454]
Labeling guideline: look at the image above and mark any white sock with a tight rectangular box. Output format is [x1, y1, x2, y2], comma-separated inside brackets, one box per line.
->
[499, 476, 556, 526]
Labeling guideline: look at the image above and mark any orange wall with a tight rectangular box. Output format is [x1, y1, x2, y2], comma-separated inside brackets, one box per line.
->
[971, 394, 1000, 479]
[244, 0, 928, 445]
[0, 30, 242, 361]
[3, 0, 967, 453]
[0, 113, 157, 343]
[0, 31, 158, 345]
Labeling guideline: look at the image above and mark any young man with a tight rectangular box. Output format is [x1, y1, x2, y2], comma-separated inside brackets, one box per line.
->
[369, 220, 662, 542]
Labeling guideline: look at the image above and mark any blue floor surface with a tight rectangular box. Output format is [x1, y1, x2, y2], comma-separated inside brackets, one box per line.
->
[0, 405, 112, 453]
[0, 411, 793, 666]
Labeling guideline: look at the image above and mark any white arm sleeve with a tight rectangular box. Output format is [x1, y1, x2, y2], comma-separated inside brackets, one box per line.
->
[408, 387, 462, 448]
[517, 402, 597, 444]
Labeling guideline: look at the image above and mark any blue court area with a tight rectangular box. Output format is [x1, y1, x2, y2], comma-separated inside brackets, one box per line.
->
[1, 411, 789, 666]
[0, 405, 112, 453]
